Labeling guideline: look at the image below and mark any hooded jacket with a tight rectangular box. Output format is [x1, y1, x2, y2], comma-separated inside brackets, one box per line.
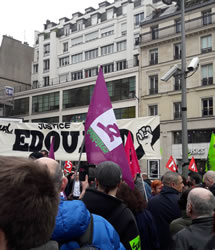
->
[52, 199, 125, 250]
[82, 189, 140, 250]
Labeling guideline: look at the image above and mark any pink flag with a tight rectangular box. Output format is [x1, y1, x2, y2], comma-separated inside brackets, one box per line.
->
[188, 157, 198, 172]
[166, 155, 177, 172]
[125, 132, 141, 179]
[48, 136, 55, 160]
[85, 67, 134, 189]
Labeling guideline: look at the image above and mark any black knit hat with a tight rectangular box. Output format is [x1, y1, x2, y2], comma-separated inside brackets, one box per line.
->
[96, 161, 122, 188]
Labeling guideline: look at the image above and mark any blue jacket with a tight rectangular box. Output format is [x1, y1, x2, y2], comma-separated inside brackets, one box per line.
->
[52, 199, 125, 250]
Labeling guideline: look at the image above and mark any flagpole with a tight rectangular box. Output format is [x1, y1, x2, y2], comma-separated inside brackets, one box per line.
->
[71, 126, 86, 196]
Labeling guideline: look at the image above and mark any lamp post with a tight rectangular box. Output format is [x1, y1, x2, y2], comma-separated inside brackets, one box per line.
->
[162, 0, 189, 177]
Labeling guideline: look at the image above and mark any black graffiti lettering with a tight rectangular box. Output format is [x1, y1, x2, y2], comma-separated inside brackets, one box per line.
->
[13, 129, 30, 151]
[0, 123, 13, 134]
[61, 131, 80, 153]
[44, 131, 60, 152]
[29, 130, 44, 152]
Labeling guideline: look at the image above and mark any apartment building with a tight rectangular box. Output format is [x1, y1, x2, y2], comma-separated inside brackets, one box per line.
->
[140, 0, 215, 174]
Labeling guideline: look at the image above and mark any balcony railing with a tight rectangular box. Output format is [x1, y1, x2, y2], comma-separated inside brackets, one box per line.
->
[202, 77, 213, 86]
[202, 108, 213, 116]
[149, 88, 158, 95]
[140, 12, 215, 44]
[174, 111, 182, 120]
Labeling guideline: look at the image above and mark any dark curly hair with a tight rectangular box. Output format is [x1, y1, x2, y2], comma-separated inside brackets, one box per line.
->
[116, 182, 147, 214]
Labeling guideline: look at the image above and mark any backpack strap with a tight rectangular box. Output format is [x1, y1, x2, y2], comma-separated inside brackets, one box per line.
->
[77, 213, 94, 247]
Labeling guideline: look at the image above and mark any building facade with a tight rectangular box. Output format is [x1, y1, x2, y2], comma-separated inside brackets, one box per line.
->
[0, 36, 33, 116]
[140, 0, 215, 174]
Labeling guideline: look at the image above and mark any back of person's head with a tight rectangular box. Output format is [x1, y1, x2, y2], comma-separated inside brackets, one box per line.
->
[96, 161, 122, 194]
[178, 188, 192, 210]
[187, 187, 215, 218]
[36, 157, 64, 192]
[29, 151, 44, 160]
[189, 172, 202, 185]
[162, 171, 180, 186]
[204, 171, 215, 186]
[151, 180, 162, 195]
[116, 182, 146, 214]
[0, 156, 59, 250]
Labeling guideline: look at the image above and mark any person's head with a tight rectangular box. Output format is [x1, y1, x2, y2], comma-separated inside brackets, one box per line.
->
[29, 151, 44, 160]
[151, 180, 162, 195]
[40, 149, 49, 157]
[162, 171, 184, 192]
[0, 156, 59, 250]
[186, 187, 215, 219]
[203, 171, 215, 188]
[187, 172, 202, 186]
[36, 157, 67, 193]
[116, 182, 147, 214]
[178, 188, 192, 211]
[96, 161, 122, 195]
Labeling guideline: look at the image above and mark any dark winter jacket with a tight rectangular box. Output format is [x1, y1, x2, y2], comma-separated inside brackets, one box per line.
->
[135, 209, 160, 250]
[52, 199, 125, 250]
[82, 189, 141, 250]
[147, 186, 181, 250]
[173, 216, 214, 250]
[209, 183, 215, 196]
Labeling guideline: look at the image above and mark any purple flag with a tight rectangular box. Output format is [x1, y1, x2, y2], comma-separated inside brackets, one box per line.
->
[48, 136, 55, 160]
[85, 67, 134, 189]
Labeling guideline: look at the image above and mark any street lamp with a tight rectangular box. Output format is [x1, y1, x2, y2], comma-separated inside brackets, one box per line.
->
[161, 0, 189, 177]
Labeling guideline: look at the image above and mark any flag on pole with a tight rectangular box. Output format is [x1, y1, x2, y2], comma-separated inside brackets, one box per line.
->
[166, 156, 177, 172]
[48, 136, 55, 160]
[125, 132, 141, 179]
[85, 67, 134, 189]
[64, 161, 73, 175]
[205, 132, 215, 171]
[188, 157, 198, 172]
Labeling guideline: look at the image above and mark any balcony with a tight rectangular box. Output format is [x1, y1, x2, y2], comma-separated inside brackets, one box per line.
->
[140, 12, 215, 45]
[149, 88, 158, 95]
[202, 77, 213, 86]
[202, 108, 213, 117]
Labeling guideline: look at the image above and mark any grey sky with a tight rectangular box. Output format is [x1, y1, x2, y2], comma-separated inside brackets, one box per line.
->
[0, 0, 103, 46]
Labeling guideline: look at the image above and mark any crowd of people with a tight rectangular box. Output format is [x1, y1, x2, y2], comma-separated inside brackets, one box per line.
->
[0, 151, 215, 250]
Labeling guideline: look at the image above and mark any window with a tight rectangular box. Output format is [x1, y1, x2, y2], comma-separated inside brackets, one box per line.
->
[121, 23, 127, 36]
[202, 98, 213, 116]
[33, 64, 38, 74]
[107, 77, 135, 102]
[107, 9, 113, 20]
[71, 53, 83, 64]
[175, 19, 181, 33]
[63, 42, 68, 52]
[85, 67, 98, 78]
[149, 105, 158, 116]
[64, 25, 70, 36]
[43, 59, 50, 72]
[151, 25, 158, 40]
[149, 75, 158, 94]
[71, 36, 83, 46]
[71, 71, 83, 81]
[59, 56, 69, 67]
[59, 74, 69, 83]
[174, 43, 182, 59]
[44, 44, 50, 56]
[85, 49, 98, 60]
[202, 10, 212, 25]
[32, 117, 59, 123]
[13, 98, 29, 116]
[134, 36, 140, 46]
[116, 60, 127, 71]
[101, 29, 114, 37]
[32, 92, 59, 113]
[114, 107, 135, 119]
[103, 63, 114, 74]
[101, 44, 114, 56]
[202, 64, 213, 85]
[147, 160, 160, 179]
[63, 113, 87, 122]
[134, 54, 139, 67]
[174, 75, 181, 90]
[174, 102, 182, 119]
[85, 31, 99, 42]
[32, 80, 39, 89]
[149, 49, 158, 65]
[201, 35, 212, 53]
[77, 20, 83, 31]
[117, 40, 127, 52]
[135, 12, 144, 26]
[43, 76, 50, 87]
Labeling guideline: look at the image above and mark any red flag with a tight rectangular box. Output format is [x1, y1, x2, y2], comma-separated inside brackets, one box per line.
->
[64, 161, 73, 175]
[125, 132, 141, 179]
[48, 136, 55, 160]
[189, 157, 198, 172]
[166, 156, 177, 172]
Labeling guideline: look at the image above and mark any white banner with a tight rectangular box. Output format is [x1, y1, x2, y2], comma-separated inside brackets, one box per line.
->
[0, 116, 160, 160]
